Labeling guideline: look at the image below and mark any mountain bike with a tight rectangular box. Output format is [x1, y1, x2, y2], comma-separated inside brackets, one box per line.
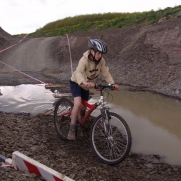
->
[53, 84, 132, 165]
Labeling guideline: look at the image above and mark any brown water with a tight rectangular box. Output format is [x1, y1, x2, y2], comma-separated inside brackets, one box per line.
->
[90, 86, 181, 165]
[0, 84, 181, 165]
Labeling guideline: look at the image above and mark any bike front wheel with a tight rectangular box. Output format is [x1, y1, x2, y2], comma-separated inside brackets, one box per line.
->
[90, 112, 132, 165]
[54, 97, 73, 140]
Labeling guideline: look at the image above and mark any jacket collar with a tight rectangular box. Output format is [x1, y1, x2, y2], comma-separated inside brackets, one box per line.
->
[83, 50, 101, 65]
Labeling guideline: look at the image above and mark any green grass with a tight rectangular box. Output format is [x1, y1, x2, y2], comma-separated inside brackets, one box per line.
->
[29, 5, 181, 37]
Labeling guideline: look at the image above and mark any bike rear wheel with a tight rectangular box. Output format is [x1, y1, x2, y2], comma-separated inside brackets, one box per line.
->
[54, 97, 73, 140]
[90, 112, 132, 165]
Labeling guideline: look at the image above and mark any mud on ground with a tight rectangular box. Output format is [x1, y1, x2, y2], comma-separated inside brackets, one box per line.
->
[0, 112, 181, 181]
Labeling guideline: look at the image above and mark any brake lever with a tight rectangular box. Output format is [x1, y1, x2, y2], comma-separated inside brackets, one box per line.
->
[109, 84, 119, 91]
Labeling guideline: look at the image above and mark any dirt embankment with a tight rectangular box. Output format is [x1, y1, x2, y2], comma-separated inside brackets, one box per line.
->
[0, 17, 181, 99]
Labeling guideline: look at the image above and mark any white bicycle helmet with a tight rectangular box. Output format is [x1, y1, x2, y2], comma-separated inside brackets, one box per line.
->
[88, 39, 107, 54]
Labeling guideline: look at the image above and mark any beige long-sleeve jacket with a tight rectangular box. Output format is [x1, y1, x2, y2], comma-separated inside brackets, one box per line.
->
[70, 50, 115, 90]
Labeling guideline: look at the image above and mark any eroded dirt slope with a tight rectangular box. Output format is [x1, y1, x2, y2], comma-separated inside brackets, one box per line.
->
[0, 18, 181, 99]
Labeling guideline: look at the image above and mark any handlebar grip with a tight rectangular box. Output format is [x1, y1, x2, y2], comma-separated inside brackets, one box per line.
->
[94, 84, 99, 89]
[94, 84, 119, 91]
[109, 84, 119, 91]
[112, 85, 119, 91]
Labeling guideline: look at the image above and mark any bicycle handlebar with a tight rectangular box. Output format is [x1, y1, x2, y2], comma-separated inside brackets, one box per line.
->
[94, 84, 118, 91]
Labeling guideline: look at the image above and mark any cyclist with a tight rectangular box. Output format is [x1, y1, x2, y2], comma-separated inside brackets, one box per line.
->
[68, 39, 119, 140]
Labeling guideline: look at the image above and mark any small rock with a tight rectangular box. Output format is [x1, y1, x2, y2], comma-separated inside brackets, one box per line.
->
[145, 163, 154, 168]
[175, 89, 180, 95]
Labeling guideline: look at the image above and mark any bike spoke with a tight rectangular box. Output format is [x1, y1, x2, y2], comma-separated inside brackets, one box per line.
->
[91, 112, 131, 164]
[54, 98, 73, 140]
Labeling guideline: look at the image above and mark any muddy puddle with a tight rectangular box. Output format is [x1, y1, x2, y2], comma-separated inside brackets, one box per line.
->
[0, 84, 181, 165]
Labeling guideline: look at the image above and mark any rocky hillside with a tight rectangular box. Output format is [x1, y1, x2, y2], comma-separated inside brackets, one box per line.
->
[0, 17, 181, 100]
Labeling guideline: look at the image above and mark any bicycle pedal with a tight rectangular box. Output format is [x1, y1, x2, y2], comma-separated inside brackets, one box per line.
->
[76, 123, 84, 137]
[77, 130, 83, 138]
[78, 129, 83, 137]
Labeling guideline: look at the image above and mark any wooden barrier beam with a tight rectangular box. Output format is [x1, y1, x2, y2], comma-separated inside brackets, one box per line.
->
[53, 93, 72, 98]
[45, 84, 69, 89]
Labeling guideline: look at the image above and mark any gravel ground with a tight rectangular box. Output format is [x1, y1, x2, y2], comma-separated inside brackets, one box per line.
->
[0, 112, 181, 181]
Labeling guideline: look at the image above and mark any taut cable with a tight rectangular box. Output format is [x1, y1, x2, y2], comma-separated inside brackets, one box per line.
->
[0, 34, 50, 85]
[66, 34, 73, 75]
[0, 34, 28, 53]
[0, 60, 46, 84]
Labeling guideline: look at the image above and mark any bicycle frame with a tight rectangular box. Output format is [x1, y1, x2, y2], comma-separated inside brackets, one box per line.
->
[59, 84, 114, 128]
[80, 88, 106, 127]
[58, 99, 99, 127]
[79, 99, 98, 127]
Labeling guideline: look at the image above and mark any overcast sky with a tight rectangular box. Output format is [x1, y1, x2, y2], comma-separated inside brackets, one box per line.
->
[0, 0, 180, 35]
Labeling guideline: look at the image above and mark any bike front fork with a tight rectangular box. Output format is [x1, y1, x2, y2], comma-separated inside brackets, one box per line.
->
[101, 108, 112, 138]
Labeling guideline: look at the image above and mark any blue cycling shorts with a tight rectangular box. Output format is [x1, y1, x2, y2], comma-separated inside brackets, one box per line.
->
[69, 80, 89, 101]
